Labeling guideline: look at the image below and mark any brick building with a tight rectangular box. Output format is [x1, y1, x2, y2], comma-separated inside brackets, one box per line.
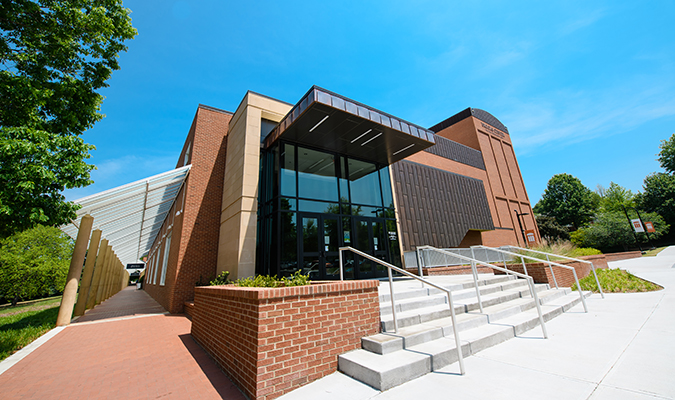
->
[142, 87, 540, 313]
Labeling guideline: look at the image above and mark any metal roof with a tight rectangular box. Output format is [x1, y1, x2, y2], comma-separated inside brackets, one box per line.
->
[263, 86, 435, 165]
[61, 165, 191, 265]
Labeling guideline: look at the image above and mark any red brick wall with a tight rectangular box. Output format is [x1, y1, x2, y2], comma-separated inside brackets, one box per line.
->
[604, 251, 642, 262]
[191, 281, 380, 400]
[144, 105, 232, 313]
[494, 254, 609, 287]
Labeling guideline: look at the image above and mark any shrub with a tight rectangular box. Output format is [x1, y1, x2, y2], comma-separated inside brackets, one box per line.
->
[209, 271, 231, 286]
[233, 271, 311, 288]
[0, 225, 74, 306]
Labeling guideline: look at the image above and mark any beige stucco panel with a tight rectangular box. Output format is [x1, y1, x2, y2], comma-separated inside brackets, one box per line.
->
[217, 92, 291, 279]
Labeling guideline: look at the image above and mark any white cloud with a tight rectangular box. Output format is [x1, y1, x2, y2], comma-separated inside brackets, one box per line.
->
[503, 79, 675, 155]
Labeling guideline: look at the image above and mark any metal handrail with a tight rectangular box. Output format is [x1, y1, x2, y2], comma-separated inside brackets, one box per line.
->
[338, 246, 466, 375]
[502, 245, 605, 299]
[473, 245, 590, 312]
[417, 245, 548, 339]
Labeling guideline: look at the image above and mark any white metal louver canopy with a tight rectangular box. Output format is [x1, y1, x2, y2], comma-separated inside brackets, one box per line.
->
[61, 165, 191, 265]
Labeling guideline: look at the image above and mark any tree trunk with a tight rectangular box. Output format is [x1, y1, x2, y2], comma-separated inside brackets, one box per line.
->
[12, 295, 19, 307]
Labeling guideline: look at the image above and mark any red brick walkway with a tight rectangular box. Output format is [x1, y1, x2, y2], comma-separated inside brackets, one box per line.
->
[0, 287, 246, 399]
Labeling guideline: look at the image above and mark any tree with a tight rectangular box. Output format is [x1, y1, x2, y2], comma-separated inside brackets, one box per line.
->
[534, 173, 596, 230]
[571, 211, 668, 252]
[658, 133, 675, 174]
[599, 182, 636, 213]
[0, 225, 74, 306]
[636, 172, 675, 227]
[0, 0, 136, 238]
[534, 215, 570, 242]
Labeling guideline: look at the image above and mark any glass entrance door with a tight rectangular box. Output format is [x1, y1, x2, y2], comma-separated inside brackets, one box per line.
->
[354, 217, 389, 279]
[299, 214, 341, 280]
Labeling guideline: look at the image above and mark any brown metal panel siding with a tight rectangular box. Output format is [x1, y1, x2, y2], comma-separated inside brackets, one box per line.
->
[424, 135, 486, 170]
[392, 161, 494, 251]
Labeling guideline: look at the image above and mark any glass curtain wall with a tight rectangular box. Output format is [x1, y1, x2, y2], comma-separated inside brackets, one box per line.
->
[257, 142, 401, 280]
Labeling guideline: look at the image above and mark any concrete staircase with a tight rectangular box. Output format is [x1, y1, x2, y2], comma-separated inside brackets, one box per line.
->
[338, 274, 591, 391]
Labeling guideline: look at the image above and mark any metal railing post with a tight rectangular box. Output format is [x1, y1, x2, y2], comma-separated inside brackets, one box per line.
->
[546, 254, 559, 289]
[388, 266, 399, 334]
[590, 263, 605, 299]
[470, 247, 484, 313]
[529, 277, 549, 339]
[339, 249, 344, 281]
[571, 269, 589, 312]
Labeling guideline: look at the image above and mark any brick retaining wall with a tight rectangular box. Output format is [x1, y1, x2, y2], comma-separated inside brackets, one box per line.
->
[190, 281, 380, 400]
[604, 251, 643, 262]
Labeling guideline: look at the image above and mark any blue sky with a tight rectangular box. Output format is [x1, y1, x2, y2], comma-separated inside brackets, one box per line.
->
[63, 0, 675, 204]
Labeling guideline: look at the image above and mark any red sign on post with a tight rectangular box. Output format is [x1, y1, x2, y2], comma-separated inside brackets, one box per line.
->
[645, 221, 656, 233]
[524, 229, 537, 245]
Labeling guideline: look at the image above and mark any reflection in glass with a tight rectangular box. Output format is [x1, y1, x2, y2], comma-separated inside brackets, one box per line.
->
[380, 167, 394, 208]
[298, 147, 338, 202]
[348, 159, 382, 206]
[279, 212, 297, 276]
[280, 144, 296, 197]
[298, 200, 339, 214]
[324, 218, 339, 252]
[279, 198, 296, 211]
[373, 221, 387, 272]
[301, 217, 319, 278]
[339, 156, 349, 202]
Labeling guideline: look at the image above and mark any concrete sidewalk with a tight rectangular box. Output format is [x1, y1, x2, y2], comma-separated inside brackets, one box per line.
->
[0, 286, 245, 400]
[280, 247, 675, 400]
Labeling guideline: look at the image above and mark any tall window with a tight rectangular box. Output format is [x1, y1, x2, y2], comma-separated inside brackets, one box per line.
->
[160, 233, 171, 286]
[152, 249, 159, 285]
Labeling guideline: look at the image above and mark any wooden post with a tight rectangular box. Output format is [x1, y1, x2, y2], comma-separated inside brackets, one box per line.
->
[86, 239, 108, 310]
[56, 215, 94, 326]
[73, 229, 101, 317]
[95, 245, 112, 305]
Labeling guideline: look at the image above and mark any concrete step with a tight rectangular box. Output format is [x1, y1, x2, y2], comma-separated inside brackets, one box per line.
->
[379, 277, 530, 315]
[377, 274, 515, 303]
[380, 283, 550, 331]
[339, 289, 592, 391]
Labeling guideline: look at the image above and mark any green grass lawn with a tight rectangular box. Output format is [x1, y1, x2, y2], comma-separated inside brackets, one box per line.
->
[572, 268, 663, 293]
[0, 297, 61, 362]
[642, 247, 667, 257]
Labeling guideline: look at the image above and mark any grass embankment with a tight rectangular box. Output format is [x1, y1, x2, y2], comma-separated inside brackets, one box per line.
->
[516, 240, 601, 263]
[572, 269, 663, 293]
[0, 297, 61, 362]
[642, 247, 667, 257]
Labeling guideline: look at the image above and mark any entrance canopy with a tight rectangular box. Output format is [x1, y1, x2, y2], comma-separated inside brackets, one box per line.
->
[61, 165, 191, 265]
[263, 86, 435, 165]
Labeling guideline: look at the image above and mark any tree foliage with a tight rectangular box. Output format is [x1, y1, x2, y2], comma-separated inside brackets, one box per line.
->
[599, 182, 636, 213]
[0, 225, 74, 305]
[534, 214, 570, 242]
[0, 0, 136, 238]
[636, 172, 675, 227]
[571, 211, 668, 252]
[658, 133, 675, 174]
[534, 173, 596, 230]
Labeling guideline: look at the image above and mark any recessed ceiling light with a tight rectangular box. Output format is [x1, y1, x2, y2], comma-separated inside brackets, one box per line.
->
[351, 129, 372, 143]
[393, 143, 415, 155]
[309, 115, 329, 132]
[361, 132, 382, 146]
